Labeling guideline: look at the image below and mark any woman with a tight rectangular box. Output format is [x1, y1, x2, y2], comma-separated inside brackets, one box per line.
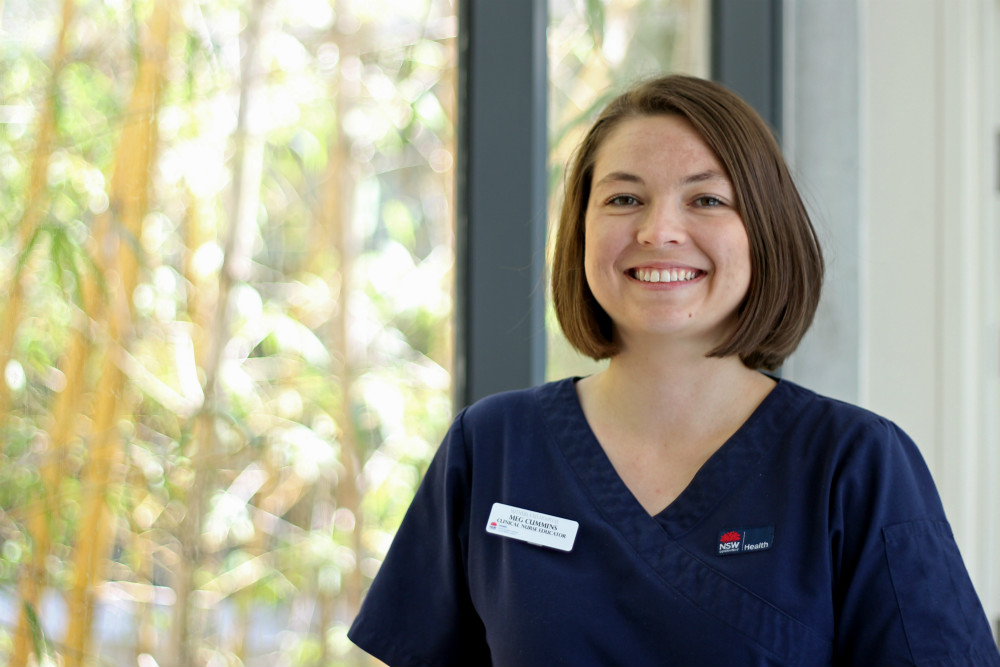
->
[348, 75, 1000, 666]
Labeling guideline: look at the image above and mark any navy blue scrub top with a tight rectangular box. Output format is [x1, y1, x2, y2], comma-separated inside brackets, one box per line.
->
[348, 378, 1000, 667]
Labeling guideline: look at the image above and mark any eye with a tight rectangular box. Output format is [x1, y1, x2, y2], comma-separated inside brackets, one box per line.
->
[693, 195, 725, 208]
[605, 194, 641, 207]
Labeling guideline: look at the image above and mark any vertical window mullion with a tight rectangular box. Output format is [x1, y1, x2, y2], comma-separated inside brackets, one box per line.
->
[456, 0, 549, 407]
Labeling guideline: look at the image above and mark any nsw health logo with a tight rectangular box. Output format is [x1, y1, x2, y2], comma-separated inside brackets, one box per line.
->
[717, 526, 774, 556]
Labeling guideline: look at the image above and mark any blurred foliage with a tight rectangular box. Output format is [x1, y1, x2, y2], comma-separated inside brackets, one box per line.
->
[0, 0, 455, 664]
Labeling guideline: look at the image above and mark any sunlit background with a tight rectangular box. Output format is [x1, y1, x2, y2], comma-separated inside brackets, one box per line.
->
[0, 0, 705, 665]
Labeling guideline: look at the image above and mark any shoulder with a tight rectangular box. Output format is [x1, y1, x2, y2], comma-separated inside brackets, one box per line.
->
[770, 380, 949, 534]
[777, 381, 1000, 665]
[773, 378, 886, 426]
[766, 379, 939, 508]
[457, 377, 577, 432]
[433, 378, 579, 472]
[771, 378, 915, 452]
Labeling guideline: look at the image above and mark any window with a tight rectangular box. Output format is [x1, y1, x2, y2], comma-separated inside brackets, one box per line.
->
[0, 0, 455, 664]
[1, 1, 777, 663]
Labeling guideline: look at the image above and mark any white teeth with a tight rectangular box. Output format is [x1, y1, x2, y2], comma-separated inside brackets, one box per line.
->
[633, 268, 698, 283]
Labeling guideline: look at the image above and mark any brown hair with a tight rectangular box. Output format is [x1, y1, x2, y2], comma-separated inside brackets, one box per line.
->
[551, 74, 823, 371]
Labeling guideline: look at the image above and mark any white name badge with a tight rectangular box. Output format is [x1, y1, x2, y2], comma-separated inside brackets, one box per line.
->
[485, 502, 579, 552]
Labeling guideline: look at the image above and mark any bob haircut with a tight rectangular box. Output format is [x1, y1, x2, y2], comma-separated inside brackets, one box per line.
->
[551, 75, 823, 371]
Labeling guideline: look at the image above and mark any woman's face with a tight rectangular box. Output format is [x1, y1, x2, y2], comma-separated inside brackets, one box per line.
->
[583, 114, 751, 352]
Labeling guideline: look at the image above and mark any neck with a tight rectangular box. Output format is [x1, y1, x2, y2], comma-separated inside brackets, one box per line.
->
[579, 342, 774, 440]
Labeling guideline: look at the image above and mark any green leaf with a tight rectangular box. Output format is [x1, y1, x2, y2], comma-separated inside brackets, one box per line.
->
[22, 600, 49, 663]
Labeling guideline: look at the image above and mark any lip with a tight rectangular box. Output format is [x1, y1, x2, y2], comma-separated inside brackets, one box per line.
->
[626, 263, 707, 286]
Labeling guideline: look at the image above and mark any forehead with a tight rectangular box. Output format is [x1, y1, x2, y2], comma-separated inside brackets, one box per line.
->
[591, 114, 727, 180]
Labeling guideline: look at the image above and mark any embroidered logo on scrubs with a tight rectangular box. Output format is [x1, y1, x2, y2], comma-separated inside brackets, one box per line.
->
[717, 526, 774, 556]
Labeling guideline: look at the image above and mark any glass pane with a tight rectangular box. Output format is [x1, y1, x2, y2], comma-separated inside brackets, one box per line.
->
[0, 0, 455, 665]
[546, 0, 710, 380]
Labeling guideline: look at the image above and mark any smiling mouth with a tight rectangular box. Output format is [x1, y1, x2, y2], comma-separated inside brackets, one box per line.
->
[630, 268, 702, 284]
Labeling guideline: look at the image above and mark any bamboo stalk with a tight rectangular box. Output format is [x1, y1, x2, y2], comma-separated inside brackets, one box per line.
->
[62, 1, 172, 663]
[10, 306, 91, 665]
[171, 0, 270, 661]
[0, 0, 77, 426]
[320, 18, 369, 662]
[9, 1, 90, 663]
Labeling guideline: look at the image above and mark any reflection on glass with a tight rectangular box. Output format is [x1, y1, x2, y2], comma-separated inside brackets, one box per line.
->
[547, 0, 710, 380]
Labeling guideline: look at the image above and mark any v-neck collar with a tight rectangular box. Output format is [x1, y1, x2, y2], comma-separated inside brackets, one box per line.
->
[533, 377, 834, 663]
[538, 376, 794, 539]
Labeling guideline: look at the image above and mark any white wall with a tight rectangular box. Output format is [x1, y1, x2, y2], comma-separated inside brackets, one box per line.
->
[785, 0, 1000, 629]
[782, 1, 863, 402]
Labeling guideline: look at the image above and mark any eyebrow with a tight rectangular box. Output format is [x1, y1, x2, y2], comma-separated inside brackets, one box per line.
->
[593, 171, 644, 187]
[593, 169, 730, 188]
[683, 169, 729, 185]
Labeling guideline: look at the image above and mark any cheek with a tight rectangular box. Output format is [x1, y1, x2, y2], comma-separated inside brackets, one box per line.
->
[728, 235, 751, 273]
[581, 220, 620, 304]
[583, 216, 622, 262]
[581, 218, 603, 278]
[709, 227, 752, 288]
[731, 235, 753, 294]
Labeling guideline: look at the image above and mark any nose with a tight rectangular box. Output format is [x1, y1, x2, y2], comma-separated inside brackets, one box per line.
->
[636, 201, 686, 246]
